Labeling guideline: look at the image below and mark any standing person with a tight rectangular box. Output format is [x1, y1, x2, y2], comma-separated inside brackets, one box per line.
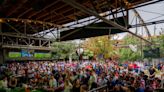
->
[64, 79, 73, 92]
[9, 76, 17, 89]
[24, 66, 28, 83]
[49, 76, 57, 88]
[88, 70, 97, 90]
[97, 73, 107, 86]
[72, 79, 81, 92]
[149, 66, 156, 79]
[80, 85, 88, 92]
[0, 76, 8, 88]
[46, 76, 57, 92]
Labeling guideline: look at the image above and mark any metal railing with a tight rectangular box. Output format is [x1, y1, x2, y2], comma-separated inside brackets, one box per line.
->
[88, 84, 164, 92]
[88, 84, 108, 92]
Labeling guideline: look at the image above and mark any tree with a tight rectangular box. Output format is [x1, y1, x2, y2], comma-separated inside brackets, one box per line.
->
[118, 35, 141, 61]
[159, 34, 164, 57]
[52, 42, 78, 60]
[82, 36, 115, 60]
[82, 49, 94, 60]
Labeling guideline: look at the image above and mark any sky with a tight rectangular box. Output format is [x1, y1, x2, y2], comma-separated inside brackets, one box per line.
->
[113, 1, 164, 40]
[43, 1, 164, 41]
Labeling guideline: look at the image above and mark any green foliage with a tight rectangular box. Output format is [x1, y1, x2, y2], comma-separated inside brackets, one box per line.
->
[52, 42, 78, 60]
[118, 34, 164, 61]
[83, 49, 94, 59]
[146, 34, 164, 58]
[118, 35, 141, 61]
[119, 48, 141, 61]
[83, 36, 114, 60]
[158, 34, 164, 57]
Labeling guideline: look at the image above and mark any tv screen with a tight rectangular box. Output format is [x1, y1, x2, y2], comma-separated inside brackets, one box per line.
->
[44, 53, 51, 58]
[21, 49, 34, 57]
[9, 52, 21, 58]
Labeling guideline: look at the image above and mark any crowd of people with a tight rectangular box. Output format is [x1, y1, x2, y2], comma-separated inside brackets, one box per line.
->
[0, 60, 163, 92]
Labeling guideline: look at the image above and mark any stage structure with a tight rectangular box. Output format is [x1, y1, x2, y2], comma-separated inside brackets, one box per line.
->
[0, 0, 163, 63]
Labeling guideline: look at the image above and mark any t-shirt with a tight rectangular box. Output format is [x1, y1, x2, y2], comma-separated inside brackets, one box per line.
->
[49, 78, 57, 88]
[136, 88, 144, 92]
[0, 80, 7, 88]
[149, 69, 155, 78]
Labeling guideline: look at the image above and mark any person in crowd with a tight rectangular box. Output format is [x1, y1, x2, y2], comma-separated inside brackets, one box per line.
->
[0, 76, 8, 88]
[149, 66, 156, 79]
[97, 72, 108, 86]
[9, 76, 17, 89]
[72, 79, 81, 92]
[0, 60, 163, 92]
[80, 85, 88, 92]
[49, 75, 57, 88]
[64, 79, 73, 92]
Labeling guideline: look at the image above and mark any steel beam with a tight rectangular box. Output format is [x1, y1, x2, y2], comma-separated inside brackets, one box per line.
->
[2, 45, 53, 51]
[45, 25, 57, 39]
[62, 0, 152, 44]
[26, 22, 42, 36]
[6, 36, 15, 44]
[41, 40, 49, 46]
[6, 0, 28, 17]
[36, 4, 68, 20]
[0, 33, 53, 50]
[0, 33, 52, 41]
[130, 19, 164, 28]
[63, 0, 164, 29]
[60, 18, 100, 40]
[28, 0, 60, 18]
[18, 8, 33, 18]
[85, 27, 118, 29]
[133, 9, 151, 37]
[123, 0, 151, 37]
[1, 18, 62, 28]
[5, 22, 22, 34]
